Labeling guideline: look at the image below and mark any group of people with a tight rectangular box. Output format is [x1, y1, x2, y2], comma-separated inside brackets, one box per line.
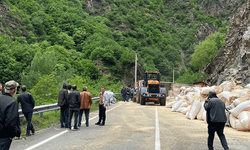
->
[58, 83, 109, 130]
[121, 87, 132, 102]
[0, 80, 110, 149]
[0, 79, 230, 150]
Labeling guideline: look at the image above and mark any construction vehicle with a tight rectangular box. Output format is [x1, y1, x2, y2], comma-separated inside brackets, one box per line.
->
[138, 71, 166, 105]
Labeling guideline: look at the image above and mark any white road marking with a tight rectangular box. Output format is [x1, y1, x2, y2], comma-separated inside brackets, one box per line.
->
[25, 104, 122, 150]
[155, 106, 161, 150]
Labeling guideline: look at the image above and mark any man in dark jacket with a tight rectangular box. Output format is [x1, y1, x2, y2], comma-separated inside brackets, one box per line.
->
[122, 87, 126, 102]
[204, 92, 229, 150]
[68, 85, 80, 130]
[17, 85, 35, 136]
[58, 83, 69, 128]
[0, 80, 21, 150]
[121, 87, 124, 101]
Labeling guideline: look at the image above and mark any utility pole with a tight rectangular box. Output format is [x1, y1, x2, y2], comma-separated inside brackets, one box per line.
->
[172, 68, 178, 83]
[130, 51, 142, 88]
[173, 69, 174, 83]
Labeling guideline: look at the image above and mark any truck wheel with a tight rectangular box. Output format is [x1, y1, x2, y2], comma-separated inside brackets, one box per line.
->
[160, 99, 166, 106]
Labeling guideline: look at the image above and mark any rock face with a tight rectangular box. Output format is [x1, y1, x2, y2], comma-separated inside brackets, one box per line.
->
[204, 1, 250, 86]
[199, 0, 242, 17]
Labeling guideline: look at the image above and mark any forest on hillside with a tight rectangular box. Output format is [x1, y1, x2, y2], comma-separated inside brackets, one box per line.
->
[0, 0, 244, 104]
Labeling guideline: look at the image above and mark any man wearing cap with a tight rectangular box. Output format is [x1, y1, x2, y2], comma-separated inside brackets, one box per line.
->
[204, 92, 229, 150]
[0, 80, 21, 149]
[17, 85, 35, 136]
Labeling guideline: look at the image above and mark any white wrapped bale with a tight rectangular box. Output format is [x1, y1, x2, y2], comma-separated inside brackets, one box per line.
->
[183, 105, 191, 115]
[197, 101, 206, 120]
[171, 101, 183, 112]
[181, 106, 188, 115]
[238, 111, 250, 129]
[220, 81, 229, 87]
[229, 100, 250, 117]
[229, 114, 237, 129]
[176, 102, 188, 112]
[218, 91, 231, 106]
[166, 101, 176, 108]
[235, 120, 249, 131]
[245, 84, 250, 89]
[231, 90, 245, 97]
[214, 86, 223, 94]
[201, 87, 215, 94]
[193, 87, 201, 93]
[176, 107, 185, 112]
[185, 95, 194, 103]
[226, 112, 230, 126]
[186, 100, 201, 120]
[233, 99, 241, 107]
[180, 86, 186, 90]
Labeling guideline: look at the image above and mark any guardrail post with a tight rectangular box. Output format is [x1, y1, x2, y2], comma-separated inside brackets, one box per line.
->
[55, 109, 57, 113]
[40, 112, 43, 118]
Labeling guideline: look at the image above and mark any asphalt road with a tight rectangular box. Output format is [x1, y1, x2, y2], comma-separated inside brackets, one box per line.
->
[10, 101, 250, 150]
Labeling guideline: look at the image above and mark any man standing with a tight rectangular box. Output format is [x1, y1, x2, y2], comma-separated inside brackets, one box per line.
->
[0, 80, 21, 150]
[204, 92, 229, 150]
[95, 87, 109, 126]
[68, 85, 80, 130]
[58, 83, 69, 128]
[78, 86, 92, 127]
[121, 87, 124, 102]
[68, 85, 72, 93]
[17, 85, 35, 136]
[126, 87, 130, 102]
[122, 87, 126, 102]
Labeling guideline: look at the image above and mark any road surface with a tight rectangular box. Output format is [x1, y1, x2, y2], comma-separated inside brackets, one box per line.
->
[11, 101, 250, 150]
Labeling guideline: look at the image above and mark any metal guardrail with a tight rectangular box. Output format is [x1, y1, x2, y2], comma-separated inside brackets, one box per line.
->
[19, 97, 100, 118]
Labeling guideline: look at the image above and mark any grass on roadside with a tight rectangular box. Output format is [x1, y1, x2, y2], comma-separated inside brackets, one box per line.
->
[19, 101, 100, 138]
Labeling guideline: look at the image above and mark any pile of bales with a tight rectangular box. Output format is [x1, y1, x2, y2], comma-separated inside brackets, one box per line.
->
[166, 80, 250, 131]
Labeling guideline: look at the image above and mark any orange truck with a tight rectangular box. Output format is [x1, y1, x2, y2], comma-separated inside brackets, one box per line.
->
[136, 71, 166, 106]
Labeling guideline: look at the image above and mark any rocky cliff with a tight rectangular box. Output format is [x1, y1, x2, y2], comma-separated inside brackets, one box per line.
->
[204, 1, 250, 86]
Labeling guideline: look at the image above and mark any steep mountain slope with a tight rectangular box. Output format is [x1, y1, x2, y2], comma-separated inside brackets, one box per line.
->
[83, 0, 245, 80]
[0, 0, 246, 88]
[204, 1, 250, 86]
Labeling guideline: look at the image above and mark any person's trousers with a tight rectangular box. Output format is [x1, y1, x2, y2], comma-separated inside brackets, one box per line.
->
[126, 95, 129, 102]
[24, 112, 35, 135]
[78, 109, 90, 126]
[122, 95, 126, 102]
[98, 105, 106, 124]
[60, 105, 69, 127]
[68, 108, 79, 129]
[121, 93, 123, 101]
[208, 123, 229, 150]
[0, 137, 12, 150]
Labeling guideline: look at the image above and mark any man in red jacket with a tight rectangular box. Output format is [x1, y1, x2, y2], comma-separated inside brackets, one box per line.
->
[78, 86, 92, 127]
